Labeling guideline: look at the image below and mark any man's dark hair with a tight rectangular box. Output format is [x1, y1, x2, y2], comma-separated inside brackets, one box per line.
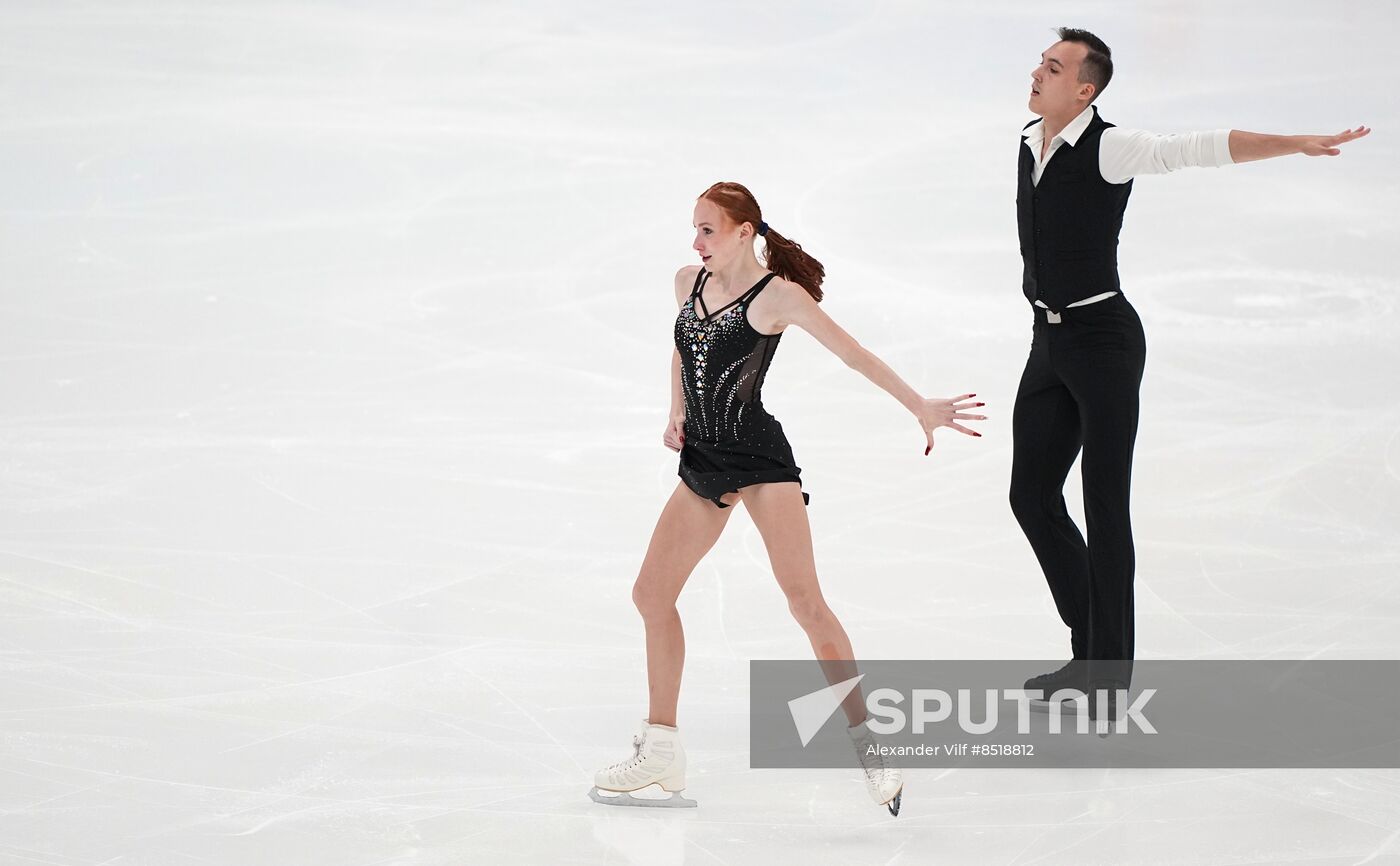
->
[1056, 27, 1113, 101]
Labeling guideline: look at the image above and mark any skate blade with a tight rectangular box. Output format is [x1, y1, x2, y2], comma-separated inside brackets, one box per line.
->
[588, 785, 697, 808]
[886, 788, 902, 817]
[1028, 699, 1118, 735]
[1028, 696, 1087, 714]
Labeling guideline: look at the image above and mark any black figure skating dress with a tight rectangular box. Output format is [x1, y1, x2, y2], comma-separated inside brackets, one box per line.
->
[675, 268, 809, 508]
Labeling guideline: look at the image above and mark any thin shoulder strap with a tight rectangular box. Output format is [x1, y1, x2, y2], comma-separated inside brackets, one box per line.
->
[743, 273, 779, 302]
[691, 268, 711, 317]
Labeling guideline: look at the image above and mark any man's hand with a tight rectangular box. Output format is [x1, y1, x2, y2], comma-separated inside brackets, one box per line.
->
[1299, 126, 1371, 156]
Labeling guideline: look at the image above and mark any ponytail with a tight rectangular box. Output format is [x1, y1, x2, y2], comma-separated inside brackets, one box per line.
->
[761, 228, 824, 303]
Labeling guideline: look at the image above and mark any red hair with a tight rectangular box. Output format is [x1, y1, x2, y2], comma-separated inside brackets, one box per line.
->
[698, 182, 825, 302]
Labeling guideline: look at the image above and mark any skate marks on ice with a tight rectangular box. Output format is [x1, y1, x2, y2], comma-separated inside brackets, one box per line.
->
[1142, 267, 1396, 335]
[589, 808, 689, 866]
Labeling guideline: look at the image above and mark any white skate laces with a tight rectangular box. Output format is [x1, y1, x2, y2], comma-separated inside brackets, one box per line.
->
[588, 720, 697, 808]
[848, 719, 903, 816]
[601, 734, 644, 777]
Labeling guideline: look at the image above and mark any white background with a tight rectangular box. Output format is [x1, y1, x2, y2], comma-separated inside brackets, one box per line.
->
[1, 1, 1397, 863]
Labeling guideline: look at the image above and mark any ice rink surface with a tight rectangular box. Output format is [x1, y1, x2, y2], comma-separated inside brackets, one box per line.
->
[1, 1, 1398, 863]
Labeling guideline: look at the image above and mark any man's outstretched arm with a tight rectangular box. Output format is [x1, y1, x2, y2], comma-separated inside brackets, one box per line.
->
[1228, 126, 1371, 162]
[1099, 125, 1371, 183]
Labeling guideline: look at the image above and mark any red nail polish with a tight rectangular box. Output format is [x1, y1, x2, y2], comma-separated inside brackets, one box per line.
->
[974, 432, 982, 437]
[976, 402, 984, 407]
[924, 445, 931, 455]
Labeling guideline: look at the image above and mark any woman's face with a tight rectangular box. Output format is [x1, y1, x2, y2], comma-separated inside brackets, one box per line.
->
[691, 198, 749, 272]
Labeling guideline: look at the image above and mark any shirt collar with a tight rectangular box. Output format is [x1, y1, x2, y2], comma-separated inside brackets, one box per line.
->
[1022, 104, 1097, 149]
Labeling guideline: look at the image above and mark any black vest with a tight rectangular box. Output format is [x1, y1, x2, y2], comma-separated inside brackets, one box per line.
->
[1017, 106, 1133, 309]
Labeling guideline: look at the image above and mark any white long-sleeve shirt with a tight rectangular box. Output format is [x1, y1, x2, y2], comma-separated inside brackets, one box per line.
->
[1022, 104, 1235, 308]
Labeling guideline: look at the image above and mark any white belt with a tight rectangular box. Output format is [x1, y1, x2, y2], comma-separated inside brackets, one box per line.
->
[1035, 291, 1118, 323]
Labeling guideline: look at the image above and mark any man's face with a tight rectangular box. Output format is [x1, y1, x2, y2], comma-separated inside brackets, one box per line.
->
[1029, 40, 1093, 117]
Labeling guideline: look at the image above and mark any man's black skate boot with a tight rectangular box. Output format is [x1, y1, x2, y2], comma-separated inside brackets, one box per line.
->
[1024, 659, 1088, 700]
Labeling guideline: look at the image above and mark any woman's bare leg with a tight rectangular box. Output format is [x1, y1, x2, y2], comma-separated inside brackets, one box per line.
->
[633, 482, 736, 727]
[742, 481, 868, 727]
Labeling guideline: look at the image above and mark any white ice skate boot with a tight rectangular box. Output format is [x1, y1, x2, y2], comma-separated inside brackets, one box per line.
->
[589, 719, 697, 808]
[848, 719, 903, 816]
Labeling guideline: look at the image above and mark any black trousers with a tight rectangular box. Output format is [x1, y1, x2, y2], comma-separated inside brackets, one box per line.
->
[1010, 293, 1147, 680]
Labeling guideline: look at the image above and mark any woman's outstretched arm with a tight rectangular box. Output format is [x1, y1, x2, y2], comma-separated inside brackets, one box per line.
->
[774, 279, 986, 454]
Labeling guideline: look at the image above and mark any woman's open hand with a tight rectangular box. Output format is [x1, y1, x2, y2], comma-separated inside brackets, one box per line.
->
[917, 394, 986, 455]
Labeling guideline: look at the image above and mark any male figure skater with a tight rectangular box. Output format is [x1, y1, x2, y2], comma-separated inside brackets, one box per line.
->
[1012, 28, 1368, 699]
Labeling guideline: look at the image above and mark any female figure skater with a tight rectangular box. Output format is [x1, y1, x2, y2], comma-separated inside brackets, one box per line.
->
[588, 182, 985, 815]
